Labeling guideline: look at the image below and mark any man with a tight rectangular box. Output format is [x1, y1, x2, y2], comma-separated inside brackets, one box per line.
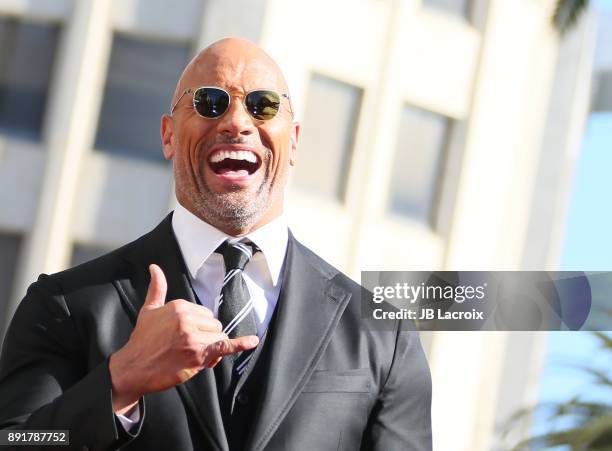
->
[0, 38, 432, 450]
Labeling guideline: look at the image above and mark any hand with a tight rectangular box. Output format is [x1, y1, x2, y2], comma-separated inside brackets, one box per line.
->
[109, 264, 258, 414]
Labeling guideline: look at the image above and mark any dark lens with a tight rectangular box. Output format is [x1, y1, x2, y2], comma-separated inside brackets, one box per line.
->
[193, 88, 230, 118]
[245, 90, 280, 120]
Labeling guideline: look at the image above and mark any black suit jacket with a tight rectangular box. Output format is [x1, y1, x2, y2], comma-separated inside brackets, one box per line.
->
[0, 214, 432, 450]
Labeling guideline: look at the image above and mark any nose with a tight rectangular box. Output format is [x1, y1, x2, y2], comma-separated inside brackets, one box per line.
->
[217, 96, 256, 137]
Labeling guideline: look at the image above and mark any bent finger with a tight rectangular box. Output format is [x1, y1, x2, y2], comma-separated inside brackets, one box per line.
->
[210, 336, 259, 358]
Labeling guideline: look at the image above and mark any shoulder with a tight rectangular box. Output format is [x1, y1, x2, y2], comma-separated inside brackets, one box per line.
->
[290, 233, 420, 333]
[289, 235, 362, 295]
[288, 235, 376, 328]
[27, 214, 172, 301]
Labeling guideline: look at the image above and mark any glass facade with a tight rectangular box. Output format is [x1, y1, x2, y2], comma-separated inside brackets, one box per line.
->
[0, 17, 60, 141]
[94, 34, 190, 162]
[388, 105, 451, 227]
[293, 74, 362, 202]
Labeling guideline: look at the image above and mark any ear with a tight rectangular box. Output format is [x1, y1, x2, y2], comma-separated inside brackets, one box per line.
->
[289, 121, 299, 166]
[161, 114, 175, 160]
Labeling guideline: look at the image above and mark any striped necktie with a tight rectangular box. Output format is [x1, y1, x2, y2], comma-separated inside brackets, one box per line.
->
[216, 239, 259, 375]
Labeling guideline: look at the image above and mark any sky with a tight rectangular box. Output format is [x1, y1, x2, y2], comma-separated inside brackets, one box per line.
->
[535, 114, 612, 443]
[534, 0, 612, 445]
[561, 113, 612, 271]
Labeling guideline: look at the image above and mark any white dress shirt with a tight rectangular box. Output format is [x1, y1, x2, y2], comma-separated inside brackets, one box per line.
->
[172, 202, 288, 336]
[117, 203, 288, 430]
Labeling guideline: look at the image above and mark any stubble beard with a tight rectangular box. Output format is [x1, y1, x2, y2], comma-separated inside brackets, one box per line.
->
[185, 149, 276, 234]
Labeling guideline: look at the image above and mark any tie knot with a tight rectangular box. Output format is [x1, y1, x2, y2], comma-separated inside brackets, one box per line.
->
[216, 240, 259, 271]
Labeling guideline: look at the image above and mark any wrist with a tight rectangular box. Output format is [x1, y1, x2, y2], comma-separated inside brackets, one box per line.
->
[114, 398, 140, 417]
[109, 351, 141, 413]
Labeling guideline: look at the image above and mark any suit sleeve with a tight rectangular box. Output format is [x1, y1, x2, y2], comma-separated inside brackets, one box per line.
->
[0, 275, 141, 450]
[361, 322, 433, 451]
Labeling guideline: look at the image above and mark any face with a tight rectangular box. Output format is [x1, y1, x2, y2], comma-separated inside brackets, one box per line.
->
[161, 40, 299, 236]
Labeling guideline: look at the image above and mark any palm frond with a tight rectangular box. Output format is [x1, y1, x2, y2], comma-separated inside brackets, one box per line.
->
[506, 332, 612, 449]
[550, 399, 612, 419]
[514, 416, 612, 450]
[593, 331, 612, 350]
[552, 0, 589, 35]
[571, 364, 612, 388]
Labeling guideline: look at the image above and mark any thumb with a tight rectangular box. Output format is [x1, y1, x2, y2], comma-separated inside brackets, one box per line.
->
[143, 264, 167, 309]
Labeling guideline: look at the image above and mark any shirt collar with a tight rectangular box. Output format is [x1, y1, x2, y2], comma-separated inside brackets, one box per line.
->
[172, 202, 288, 286]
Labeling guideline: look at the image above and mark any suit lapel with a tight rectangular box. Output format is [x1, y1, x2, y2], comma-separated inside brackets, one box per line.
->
[116, 214, 229, 451]
[245, 235, 352, 451]
[115, 217, 352, 451]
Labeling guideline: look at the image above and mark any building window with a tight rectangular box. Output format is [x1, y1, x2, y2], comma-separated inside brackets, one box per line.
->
[70, 243, 112, 267]
[592, 71, 612, 112]
[293, 74, 362, 202]
[422, 0, 471, 19]
[0, 17, 60, 141]
[0, 233, 22, 340]
[388, 105, 452, 227]
[94, 34, 190, 162]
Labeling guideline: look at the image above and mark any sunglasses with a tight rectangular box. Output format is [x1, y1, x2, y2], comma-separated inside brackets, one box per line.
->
[170, 86, 292, 121]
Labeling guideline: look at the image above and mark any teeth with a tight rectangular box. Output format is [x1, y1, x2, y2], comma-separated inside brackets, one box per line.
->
[209, 150, 257, 164]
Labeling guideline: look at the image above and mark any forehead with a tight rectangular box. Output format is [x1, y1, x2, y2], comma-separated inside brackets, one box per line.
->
[186, 52, 285, 93]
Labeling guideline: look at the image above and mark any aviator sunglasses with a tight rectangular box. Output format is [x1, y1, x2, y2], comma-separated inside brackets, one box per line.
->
[170, 86, 292, 121]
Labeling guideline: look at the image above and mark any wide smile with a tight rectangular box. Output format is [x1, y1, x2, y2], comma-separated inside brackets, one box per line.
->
[207, 147, 262, 185]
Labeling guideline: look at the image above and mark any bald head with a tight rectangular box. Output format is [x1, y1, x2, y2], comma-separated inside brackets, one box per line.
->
[161, 36, 299, 236]
[171, 38, 290, 111]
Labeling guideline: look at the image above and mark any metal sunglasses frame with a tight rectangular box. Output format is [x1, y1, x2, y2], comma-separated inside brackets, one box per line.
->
[169, 86, 293, 120]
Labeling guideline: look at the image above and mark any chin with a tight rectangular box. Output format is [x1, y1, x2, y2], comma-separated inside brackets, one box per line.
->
[191, 193, 267, 233]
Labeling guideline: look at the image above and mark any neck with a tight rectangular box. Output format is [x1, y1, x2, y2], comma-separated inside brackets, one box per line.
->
[177, 200, 282, 237]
